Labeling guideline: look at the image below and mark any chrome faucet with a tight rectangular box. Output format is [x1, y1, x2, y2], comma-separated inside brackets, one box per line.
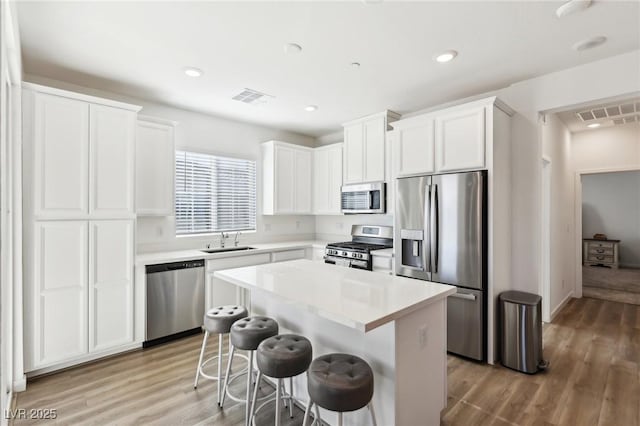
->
[220, 231, 229, 248]
[234, 232, 240, 247]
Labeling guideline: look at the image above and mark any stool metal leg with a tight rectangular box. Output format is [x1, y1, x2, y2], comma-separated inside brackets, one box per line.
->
[302, 402, 312, 426]
[338, 412, 343, 426]
[245, 350, 254, 426]
[194, 331, 208, 389]
[249, 371, 262, 426]
[288, 377, 294, 418]
[314, 405, 322, 425]
[220, 344, 236, 408]
[368, 402, 377, 426]
[216, 333, 223, 405]
[275, 379, 282, 426]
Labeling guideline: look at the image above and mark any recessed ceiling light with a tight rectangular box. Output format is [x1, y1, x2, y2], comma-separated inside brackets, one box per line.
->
[284, 43, 303, 54]
[572, 36, 607, 51]
[304, 105, 318, 112]
[556, 0, 591, 18]
[587, 123, 601, 128]
[434, 50, 458, 63]
[184, 67, 203, 77]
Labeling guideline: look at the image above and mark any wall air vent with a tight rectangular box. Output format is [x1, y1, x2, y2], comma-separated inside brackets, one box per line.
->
[232, 88, 274, 105]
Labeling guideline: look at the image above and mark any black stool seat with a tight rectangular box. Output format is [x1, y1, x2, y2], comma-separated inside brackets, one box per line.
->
[307, 353, 374, 413]
[204, 305, 248, 334]
[230, 316, 278, 351]
[257, 334, 312, 378]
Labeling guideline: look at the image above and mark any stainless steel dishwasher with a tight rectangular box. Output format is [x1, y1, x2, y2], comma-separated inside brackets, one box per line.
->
[144, 259, 205, 347]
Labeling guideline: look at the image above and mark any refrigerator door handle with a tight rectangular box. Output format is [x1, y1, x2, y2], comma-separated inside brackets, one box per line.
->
[430, 183, 439, 273]
[423, 184, 432, 273]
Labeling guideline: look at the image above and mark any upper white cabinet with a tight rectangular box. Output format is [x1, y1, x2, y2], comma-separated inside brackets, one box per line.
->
[262, 140, 313, 215]
[32, 93, 89, 218]
[390, 98, 509, 177]
[135, 116, 177, 216]
[90, 104, 136, 217]
[342, 111, 399, 184]
[435, 106, 485, 172]
[24, 83, 141, 220]
[313, 143, 343, 215]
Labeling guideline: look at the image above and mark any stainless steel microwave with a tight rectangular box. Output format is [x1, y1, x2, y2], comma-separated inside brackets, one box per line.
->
[341, 182, 386, 214]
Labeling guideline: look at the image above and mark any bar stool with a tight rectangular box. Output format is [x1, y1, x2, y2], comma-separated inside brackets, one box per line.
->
[193, 305, 248, 406]
[303, 353, 377, 426]
[221, 316, 279, 426]
[250, 334, 312, 426]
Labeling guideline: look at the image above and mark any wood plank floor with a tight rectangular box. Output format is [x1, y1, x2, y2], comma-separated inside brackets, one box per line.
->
[583, 266, 640, 305]
[13, 297, 640, 426]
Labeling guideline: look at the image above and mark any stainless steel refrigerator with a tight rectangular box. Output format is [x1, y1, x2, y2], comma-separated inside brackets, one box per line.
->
[395, 171, 487, 361]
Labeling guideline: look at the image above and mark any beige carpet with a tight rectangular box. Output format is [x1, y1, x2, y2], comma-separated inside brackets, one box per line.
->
[583, 266, 640, 305]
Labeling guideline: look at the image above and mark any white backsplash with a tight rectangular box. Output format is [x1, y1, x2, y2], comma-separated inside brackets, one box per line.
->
[314, 214, 394, 242]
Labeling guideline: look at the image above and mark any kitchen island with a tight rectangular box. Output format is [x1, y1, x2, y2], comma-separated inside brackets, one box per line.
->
[214, 259, 456, 426]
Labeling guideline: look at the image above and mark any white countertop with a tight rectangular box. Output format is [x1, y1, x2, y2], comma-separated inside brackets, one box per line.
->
[214, 259, 456, 332]
[136, 240, 330, 266]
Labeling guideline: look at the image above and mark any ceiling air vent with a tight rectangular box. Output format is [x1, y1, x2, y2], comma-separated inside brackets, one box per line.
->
[232, 88, 274, 105]
[576, 101, 640, 122]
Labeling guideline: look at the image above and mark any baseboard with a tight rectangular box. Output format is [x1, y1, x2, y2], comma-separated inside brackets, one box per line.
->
[12, 375, 26, 392]
[550, 291, 574, 322]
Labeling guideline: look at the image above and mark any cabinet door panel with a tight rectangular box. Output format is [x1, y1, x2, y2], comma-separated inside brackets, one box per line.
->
[313, 149, 329, 214]
[364, 117, 385, 182]
[90, 105, 136, 216]
[136, 121, 174, 215]
[344, 124, 364, 184]
[295, 149, 312, 214]
[435, 107, 485, 172]
[89, 220, 134, 352]
[397, 121, 435, 176]
[328, 145, 343, 213]
[275, 146, 295, 213]
[34, 93, 89, 218]
[32, 221, 88, 368]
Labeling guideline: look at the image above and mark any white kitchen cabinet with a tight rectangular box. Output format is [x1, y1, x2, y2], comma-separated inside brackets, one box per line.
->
[390, 117, 435, 177]
[135, 117, 176, 216]
[205, 253, 271, 311]
[271, 249, 306, 263]
[313, 143, 343, 215]
[342, 111, 400, 185]
[89, 104, 136, 217]
[32, 92, 89, 218]
[30, 221, 89, 369]
[262, 140, 313, 215]
[434, 106, 485, 172]
[89, 220, 134, 352]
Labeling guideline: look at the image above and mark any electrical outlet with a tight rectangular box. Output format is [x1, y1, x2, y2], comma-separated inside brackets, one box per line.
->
[296, 221, 301, 230]
[418, 325, 428, 349]
[336, 222, 344, 230]
[156, 226, 163, 237]
[562, 279, 566, 288]
[264, 223, 271, 232]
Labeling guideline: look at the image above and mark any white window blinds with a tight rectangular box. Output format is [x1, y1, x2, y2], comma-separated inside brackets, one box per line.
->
[175, 150, 256, 235]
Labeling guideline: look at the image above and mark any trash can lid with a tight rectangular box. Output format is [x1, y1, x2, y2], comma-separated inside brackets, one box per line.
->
[499, 291, 541, 305]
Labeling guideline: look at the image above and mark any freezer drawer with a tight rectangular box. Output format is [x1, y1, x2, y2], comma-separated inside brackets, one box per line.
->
[447, 288, 485, 361]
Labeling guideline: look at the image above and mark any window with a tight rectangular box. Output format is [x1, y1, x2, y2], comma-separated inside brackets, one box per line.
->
[175, 150, 256, 235]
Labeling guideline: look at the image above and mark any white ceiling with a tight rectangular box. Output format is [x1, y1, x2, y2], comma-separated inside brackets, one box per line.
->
[557, 96, 640, 132]
[17, 1, 640, 137]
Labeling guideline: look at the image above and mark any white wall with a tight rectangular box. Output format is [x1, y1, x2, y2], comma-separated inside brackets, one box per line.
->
[541, 114, 574, 316]
[24, 74, 318, 253]
[315, 214, 393, 241]
[582, 171, 640, 268]
[572, 123, 640, 171]
[499, 50, 640, 298]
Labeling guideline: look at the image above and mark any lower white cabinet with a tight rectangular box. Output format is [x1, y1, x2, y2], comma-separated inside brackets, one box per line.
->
[27, 219, 134, 371]
[31, 221, 89, 368]
[89, 220, 134, 352]
[205, 253, 271, 311]
[271, 249, 307, 263]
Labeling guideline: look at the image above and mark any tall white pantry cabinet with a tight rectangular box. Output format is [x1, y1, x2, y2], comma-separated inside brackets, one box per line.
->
[22, 83, 141, 373]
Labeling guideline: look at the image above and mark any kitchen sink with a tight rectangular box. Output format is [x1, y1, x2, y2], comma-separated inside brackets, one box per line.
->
[201, 246, 256, 254]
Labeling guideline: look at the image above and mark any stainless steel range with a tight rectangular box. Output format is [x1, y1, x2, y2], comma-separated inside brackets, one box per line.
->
[325, 225, 393, 270]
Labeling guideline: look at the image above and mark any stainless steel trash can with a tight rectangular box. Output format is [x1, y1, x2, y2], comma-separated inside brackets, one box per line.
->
[499, 291, 547, 374]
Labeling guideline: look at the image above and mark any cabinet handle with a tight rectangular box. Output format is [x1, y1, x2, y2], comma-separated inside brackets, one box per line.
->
[596, 249, 604, 253]
[596, 256, 604, 260]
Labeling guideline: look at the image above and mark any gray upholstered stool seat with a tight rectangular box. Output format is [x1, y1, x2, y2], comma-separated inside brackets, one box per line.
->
[230, 316, 279, 350]
[204, 305, 249, 334]
[303, 353, 377, 426]
[194, 305, 249, 407]
[257, 334, 313, 378]
[251, 334, 313, 426]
